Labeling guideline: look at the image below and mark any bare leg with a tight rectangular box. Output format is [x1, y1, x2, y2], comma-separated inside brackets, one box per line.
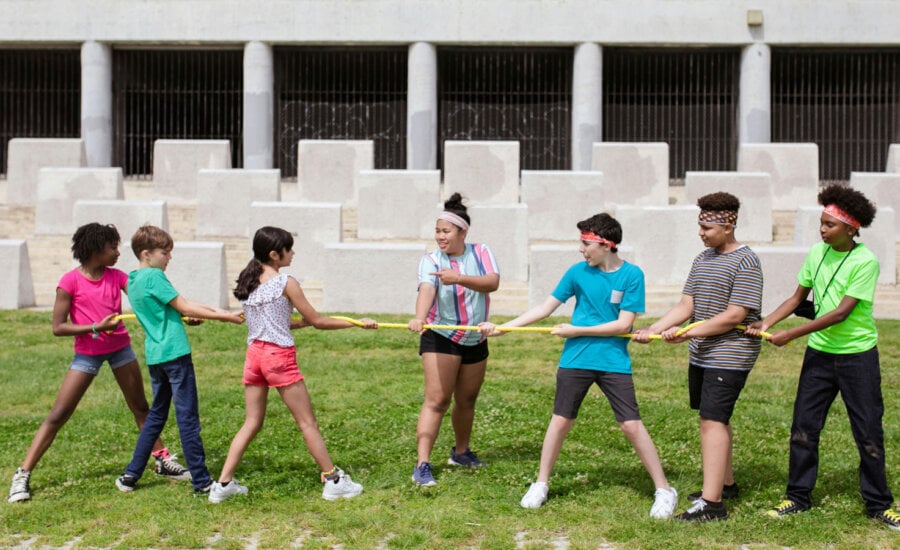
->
[20, 370, 94, 471]
[450, 358, 487, 452]
[619, 419, 670, 490]
[536, 414, 574, 483]
[699, 417, 730, 502]
[217, 385, 269, 482]
[416, 352, 461, 465]
[279, 381, 334, 472]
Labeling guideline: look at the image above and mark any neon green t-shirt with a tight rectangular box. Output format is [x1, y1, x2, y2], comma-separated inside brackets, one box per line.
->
[798, 242, 878, 354]
[127, 267, 191, 365]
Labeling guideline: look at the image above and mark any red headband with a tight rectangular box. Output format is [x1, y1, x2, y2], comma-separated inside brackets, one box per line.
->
[823, 204, 861, 229]
[580, 231, 618, 248]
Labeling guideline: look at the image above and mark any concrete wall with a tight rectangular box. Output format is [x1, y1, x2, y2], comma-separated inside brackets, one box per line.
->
[1, 1, 896, 44]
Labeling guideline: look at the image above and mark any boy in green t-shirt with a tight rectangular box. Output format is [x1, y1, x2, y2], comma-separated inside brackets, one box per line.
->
[748, 185, 898, 531]
[115, 225, 243, 495]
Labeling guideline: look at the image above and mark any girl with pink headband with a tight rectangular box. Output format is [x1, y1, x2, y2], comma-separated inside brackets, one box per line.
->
[408, 192, 500, 487]
[748, 185, 898, 530]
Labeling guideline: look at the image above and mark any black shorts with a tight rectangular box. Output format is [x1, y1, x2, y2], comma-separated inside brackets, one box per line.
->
[419, 330, 489, 364]
[688, 364, 750, 425]
[553, 368, 641, 422]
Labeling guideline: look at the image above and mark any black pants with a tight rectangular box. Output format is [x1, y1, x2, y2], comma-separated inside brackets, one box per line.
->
[786, 346, 893, 514]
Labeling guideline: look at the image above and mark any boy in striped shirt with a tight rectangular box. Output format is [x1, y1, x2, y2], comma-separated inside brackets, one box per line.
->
[634, 192, 763, 522]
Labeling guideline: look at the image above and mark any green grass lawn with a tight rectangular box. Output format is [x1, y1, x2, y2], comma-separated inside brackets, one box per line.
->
[1, 310, 897, 549]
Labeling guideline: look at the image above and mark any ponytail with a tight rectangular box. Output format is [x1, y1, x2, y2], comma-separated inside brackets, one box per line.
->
[234, 259, 264, 301]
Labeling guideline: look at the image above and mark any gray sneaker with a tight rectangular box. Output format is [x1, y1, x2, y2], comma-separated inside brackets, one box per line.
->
[411, 462, 437, 486]
[8, 468, 31, 503]
[208, 479, 248, 504]
[322, 468, 363, 500]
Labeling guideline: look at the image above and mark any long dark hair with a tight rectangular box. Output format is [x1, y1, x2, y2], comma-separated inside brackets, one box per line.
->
[234, 226, 295, 300]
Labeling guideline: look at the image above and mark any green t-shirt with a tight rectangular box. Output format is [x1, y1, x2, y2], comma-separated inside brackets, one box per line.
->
[798, 242, 878, 354]
[127, 268, 191, 365]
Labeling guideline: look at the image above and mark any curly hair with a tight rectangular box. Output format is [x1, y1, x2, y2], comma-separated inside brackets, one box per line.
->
[818, 184, 876, 228]
[576, 213, 621, 252]
[71, 223, 120, 264]
[697, 192, 740, 213]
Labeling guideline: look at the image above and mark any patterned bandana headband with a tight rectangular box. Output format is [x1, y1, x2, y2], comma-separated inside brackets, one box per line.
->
[580, 231, 618, 248]
[823, 204, 860, 229]
[438, 211, 470, 230]
[698, 209, 738, 226]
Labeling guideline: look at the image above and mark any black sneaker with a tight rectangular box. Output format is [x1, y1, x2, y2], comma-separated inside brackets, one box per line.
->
[766, 499, 807, 518]
[870, 509, 900, 531]
[676, 498, 728, 522]
[193, 480, 214, 496]
[154, 456, 192, 481]
[687, 483, 740, 501]
[115, 474, 137, 493]
[448, 447, 485, 468]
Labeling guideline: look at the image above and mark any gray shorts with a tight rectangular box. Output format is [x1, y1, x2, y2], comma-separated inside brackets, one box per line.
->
[553, 367, 641, 422]
[69, 345, 138, 376]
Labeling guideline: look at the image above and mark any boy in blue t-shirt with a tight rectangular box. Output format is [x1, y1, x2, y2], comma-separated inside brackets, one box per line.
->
[479, 213, 678, 518]
[115, 225, 243, 495]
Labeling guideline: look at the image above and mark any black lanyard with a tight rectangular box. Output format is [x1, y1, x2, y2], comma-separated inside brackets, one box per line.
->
[811, 243, 856, 316]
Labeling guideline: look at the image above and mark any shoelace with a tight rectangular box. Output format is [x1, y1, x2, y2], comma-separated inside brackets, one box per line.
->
[686, 499, 707, 513]
[10, 471, 29, 493]
[773, 500, 795, 513]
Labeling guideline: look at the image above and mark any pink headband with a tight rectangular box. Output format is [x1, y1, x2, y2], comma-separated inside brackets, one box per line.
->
[438, 211, 469, 230]
[823, 204, 860, 229]
[580, 231, 618, 248]
[698, 209, 738, 226]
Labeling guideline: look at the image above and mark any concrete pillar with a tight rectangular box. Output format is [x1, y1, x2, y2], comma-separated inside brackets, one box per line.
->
[81, 41, 112, 167]
[407, 42, 438, 170]
[739, 43, 771, 144]
[243, 41, 274, 169]
[572, 43, 602, 171]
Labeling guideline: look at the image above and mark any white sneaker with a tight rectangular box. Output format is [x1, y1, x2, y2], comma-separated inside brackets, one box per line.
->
[208, 479, 248, 504]
[520, 481, 549, 509]
[650, 487, 678, 519]
[322, 469, 363, 501]
[8, 468, 31, 503]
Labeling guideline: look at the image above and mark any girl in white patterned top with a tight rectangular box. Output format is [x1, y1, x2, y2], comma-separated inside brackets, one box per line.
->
[208, 226, 376, 504]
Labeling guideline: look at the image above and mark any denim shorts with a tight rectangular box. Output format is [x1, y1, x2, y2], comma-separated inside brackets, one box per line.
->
[553, 367, 641, 422]
[243, 340, 304, 388]
[69, 345, 138, 376]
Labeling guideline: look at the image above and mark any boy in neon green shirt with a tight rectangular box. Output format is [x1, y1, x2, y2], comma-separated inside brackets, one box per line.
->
[748, 185, 898, 531]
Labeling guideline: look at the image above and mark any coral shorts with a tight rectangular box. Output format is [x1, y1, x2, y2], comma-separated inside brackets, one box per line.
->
[243, 340, 304, 388]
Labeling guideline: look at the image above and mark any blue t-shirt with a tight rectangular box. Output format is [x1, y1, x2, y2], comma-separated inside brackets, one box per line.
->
[551, 260, 645, 374]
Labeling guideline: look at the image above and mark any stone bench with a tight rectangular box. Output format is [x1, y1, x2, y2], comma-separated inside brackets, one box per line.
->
[248, 201, 343, 283]
[849, 172, 900, 241]
[152, 139, 232, 202]
[322, 242, 426, 314]
[591, 142, 669, 207]
[886, 144, 900, 172]
[684, 171, 773, 242]
[356, 170, 440, 240]
[737, 143, 819, 210]
[164, 242, 230, 309]
[35, 168, 124, 235]
[753, 246, 810, 315]
[613, 205, 703, 286]
[443, 141, 520, 204]
[195, 169, 281, 237]
[520, 171, 604, 241]
[6, 138, 86, 206]
[0, 240, 35, 309]
[297, 140, 374, 207]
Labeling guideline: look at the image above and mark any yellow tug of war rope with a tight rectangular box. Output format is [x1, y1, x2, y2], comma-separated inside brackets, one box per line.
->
[113, 314, 773, 341]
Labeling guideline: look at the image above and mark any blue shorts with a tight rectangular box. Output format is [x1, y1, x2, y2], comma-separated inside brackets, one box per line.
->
[69, 345, 138, 376]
